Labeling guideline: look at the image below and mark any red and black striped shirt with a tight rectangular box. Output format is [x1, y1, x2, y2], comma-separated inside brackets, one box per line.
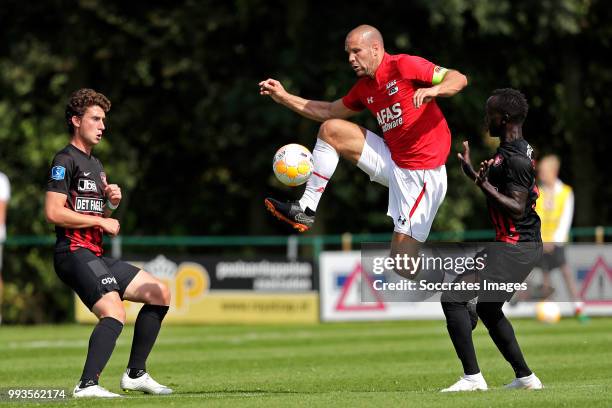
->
[486, 139, 541, 244]
[46, 144, 108, 256]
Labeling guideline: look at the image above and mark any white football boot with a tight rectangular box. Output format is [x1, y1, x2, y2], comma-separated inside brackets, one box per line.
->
[120, 372, 173, 394]
[73, 383, 121, 398]
[505, 373, 543, 390]
[441, 373, 488, 392]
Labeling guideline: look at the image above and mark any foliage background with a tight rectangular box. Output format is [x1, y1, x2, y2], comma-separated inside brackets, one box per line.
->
[1, 0, 610, 322]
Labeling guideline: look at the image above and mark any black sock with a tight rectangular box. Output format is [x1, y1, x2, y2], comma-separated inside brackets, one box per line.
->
[476, 302, 532, 378]
[305, 207, 315, 216]
[127, 305, 169, 371]
[127, 368, 147, 379]
[80, 317, 124, 387]
[79, 379, 98, 388]
[442, 301, 480, 375]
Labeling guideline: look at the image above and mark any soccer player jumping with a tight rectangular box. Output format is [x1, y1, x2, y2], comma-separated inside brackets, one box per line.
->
[260, 25, 467, 252]
[45, 89, 172, 397]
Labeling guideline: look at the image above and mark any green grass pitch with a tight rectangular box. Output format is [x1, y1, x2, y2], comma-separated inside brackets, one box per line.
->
[1, 318, 611, 407]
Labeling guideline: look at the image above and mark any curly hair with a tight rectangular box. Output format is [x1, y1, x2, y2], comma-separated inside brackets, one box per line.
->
[65, 88, 111, 135]
[489, 88, 528, 124]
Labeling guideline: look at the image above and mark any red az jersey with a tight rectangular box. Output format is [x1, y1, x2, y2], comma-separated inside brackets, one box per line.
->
[342, 53, 451, 169]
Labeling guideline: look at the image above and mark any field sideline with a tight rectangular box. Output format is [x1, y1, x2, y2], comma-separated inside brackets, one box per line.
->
[1, 318, 611, 407]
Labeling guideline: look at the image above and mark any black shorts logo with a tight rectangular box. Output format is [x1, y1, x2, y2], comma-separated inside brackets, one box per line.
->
[101, 277, 117, 285]
[75, 197, 104, 214]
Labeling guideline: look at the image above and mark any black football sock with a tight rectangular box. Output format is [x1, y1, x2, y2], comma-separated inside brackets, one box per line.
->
[127, 368, 146, 379]
[80, 317, 124, 387]
[127, 305, 169, 372]
[305, 207, 315, 216]
[442, 301, 481, 375]
[476, 302, 532, 378]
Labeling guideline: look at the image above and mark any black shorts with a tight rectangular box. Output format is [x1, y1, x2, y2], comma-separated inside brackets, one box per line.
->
[54, 248, 140, 309]
[538, 245, 567, 271]
[441, 242, 543, 303]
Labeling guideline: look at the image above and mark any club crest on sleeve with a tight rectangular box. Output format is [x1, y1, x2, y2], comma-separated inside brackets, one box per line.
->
[51, 166, 66, 180]
[493, 155, 503, 166]
[526, 144, 533, 159]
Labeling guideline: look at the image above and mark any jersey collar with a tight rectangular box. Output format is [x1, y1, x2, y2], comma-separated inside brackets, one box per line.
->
[68, 143, 92, 159]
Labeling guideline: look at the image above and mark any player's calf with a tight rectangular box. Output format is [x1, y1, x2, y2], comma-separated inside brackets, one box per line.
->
[390, 232, 422, 280]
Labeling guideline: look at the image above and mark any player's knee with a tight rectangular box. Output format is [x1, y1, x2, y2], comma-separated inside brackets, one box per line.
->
[159, 281, 171, 306]
[146, 281, 171, 306]
[97, 299, 126, 323]
[318, 119, 344, 146]
[112, 308, 126, 324]
[476, 302, 504, 326]
[394, 268, 418, 280]
[441, 301, 466, 315]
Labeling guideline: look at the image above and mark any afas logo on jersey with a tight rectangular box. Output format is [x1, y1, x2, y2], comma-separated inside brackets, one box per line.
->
[78, 178, 97, 193]
[376, 103, 401, 124]
[376, 102, 403, 132]
[75, 197, 104, 214]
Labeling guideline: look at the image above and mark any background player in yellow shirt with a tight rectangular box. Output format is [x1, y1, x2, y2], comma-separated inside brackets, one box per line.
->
[535, 154, 585, 318]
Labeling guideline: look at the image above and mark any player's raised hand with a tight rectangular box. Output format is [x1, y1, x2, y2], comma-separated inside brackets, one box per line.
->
[99, 217, 120, 236]
[413, 85, 440, 109]
[259, 78, 288, 103]
[457, 141, 477, 181]
[476, 159, 494, 186]
[104, 184, 122, 208]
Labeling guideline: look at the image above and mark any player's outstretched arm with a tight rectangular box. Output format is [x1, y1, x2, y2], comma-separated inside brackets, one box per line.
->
[259, 78, 356, 122]
[434, 69, 468, 97]
[45, 191, 120, 235]
[413, 69, 468, 109]
[457, 141, 478, 181]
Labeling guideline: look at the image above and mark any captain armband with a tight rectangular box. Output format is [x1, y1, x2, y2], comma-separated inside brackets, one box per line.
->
[432, 66, 449, 85]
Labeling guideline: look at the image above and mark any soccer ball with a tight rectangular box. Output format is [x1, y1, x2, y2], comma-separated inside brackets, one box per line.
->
[535, 301, 561, 324]
[272, 144, 314, 186]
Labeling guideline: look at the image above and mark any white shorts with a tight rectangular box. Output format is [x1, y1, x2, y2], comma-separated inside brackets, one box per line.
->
[357, 130, 447, 242]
